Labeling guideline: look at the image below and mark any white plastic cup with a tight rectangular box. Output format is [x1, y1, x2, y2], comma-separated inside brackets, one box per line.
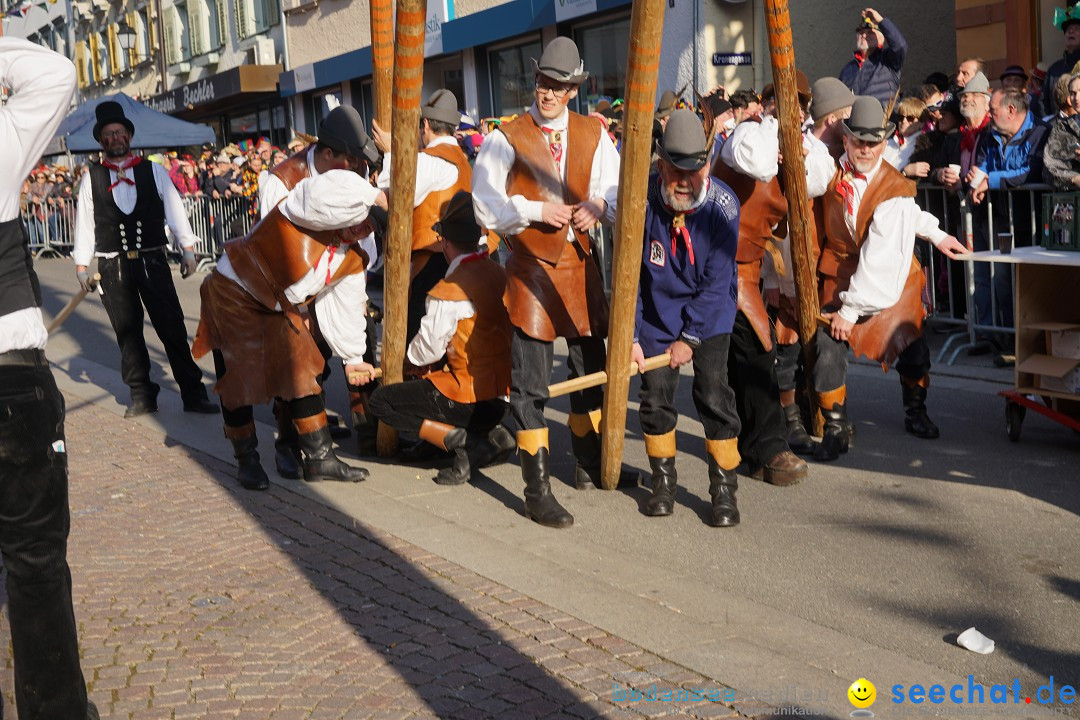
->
[970, 166, 987, 187]
[947, 163, 961, 175]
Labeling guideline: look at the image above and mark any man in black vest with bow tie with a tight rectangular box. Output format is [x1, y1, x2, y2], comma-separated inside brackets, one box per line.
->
[73, 101, 218, 418]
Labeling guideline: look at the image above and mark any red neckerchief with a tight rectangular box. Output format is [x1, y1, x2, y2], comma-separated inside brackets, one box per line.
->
[853, 51, 867, 69]
[660, 180, 706, 266]
[540, 125, 564, 165]
[456, 251, 487, 266]
[836, 161, 867, 217]
[960, 114, 990, 154]
[894, 130, 906, 147]
[102, 156, 143, 191]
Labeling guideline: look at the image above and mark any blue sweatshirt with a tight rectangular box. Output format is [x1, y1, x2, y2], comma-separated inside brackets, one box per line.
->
[634, 174, 739, 357]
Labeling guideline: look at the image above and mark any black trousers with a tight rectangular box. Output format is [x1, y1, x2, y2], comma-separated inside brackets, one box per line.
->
[728, 311, 790, 468]
[368, 379, 507, 436]
[407, 252, 450, 344]
[97, 251, 204, 404]
[775, 340, 802, 394]
[812, 328, 933, 392]
[638, 334, 740, 441]
[0, 364, 89, 719]
[510, 328, 606, 431]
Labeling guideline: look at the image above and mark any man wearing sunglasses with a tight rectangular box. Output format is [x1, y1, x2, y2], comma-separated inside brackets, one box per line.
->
[472, 36, 623, 528]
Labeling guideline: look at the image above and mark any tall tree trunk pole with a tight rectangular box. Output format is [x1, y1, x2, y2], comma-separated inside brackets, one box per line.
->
[370, 0, 394, 126]
[598, 0, 666, 490]
[763, 0, 823, 434]
[376, 0, 427, 457]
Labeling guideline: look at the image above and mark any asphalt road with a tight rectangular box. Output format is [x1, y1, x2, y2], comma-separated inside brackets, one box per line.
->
[32, 255, 1080, 720]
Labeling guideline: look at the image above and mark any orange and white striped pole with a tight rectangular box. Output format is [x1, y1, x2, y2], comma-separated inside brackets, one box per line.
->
[599, 0, 667, 489]
[369, 0, 394, 127]
[376, 0, 427, 456]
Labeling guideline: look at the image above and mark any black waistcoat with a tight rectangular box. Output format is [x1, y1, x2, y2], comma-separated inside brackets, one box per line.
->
[90, 160, 169, 253]
[0, 218, 42, 317]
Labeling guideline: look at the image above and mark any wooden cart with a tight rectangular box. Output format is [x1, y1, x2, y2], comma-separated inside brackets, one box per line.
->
[965, 246, 1080, 441]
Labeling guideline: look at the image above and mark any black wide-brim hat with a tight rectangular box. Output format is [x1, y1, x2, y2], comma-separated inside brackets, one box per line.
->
[319, 105, 380, 165]
[432, 189, 482, 246]
[93, 100, 135, 143]
[842, 96, 893, 143]
[655, 109, 709, 171]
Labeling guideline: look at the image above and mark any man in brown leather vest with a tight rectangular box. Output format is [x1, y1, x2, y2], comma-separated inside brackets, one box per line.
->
[259, 105, 385, 468]
[372, 89, 476, 343]
[366, 191, 515, 485]
[710, 79, 821, 487]
[472, 37, 622, 529]
[193, 171, 381, 491]
[814, 97, 967, 458]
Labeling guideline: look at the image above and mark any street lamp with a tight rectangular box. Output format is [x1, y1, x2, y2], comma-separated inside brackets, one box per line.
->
[115, 21, 137, 55]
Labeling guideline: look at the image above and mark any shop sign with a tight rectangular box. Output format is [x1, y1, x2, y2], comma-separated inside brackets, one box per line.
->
[425, 0, 449, 57]
[712, 52, 753, 66]
[146, 70, 242, 114]
[555, 0, 596, 21]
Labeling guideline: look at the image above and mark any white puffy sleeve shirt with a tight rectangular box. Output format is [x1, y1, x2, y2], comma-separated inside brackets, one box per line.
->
[837, 156, 949, 323]
[472, 105, 620, 239]
[405, 252, 480, 367]
[377, 135, 462, 207]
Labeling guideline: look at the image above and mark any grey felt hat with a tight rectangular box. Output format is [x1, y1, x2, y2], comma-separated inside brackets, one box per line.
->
[319, 105, 380, 165]
[809, 77, 856, 122]
[958, 71, 992, 97]
[655, 90, 680, 119]
[422, 89, 462, 127]
[842, 96, 893, 143]
[532, 37, 588, 85]
[655, 109, 709, 170]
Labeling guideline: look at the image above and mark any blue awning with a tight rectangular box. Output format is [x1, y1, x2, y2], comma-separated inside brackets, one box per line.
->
[279, 0, 630, 97]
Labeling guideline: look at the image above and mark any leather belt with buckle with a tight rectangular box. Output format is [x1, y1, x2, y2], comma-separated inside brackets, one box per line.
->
[0, 348, 48, 368]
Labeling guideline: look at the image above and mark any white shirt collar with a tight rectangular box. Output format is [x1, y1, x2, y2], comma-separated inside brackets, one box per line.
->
[529, 103, 569, 131]
[305, 145, 320, 178]
[426, 135, 459, 149]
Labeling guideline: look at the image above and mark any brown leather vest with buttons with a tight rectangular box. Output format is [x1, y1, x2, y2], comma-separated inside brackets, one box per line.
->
[412, 143, 473, 254]
[423, 255, 513, 404]
[498, 111, 600, 265]
[223, 207, 367, 312]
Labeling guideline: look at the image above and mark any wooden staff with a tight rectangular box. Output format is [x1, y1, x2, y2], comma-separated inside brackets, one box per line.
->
[763, 0, 824, 435]
[550, 353, 671, 399]
[47, 273, 100, 333]
[598, 0, 667, 490]
[369, 0, 394, 126]
[376, 0, 427, 457]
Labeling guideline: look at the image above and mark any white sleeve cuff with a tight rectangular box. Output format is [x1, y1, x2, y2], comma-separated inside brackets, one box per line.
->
[838, 304, 862, 323]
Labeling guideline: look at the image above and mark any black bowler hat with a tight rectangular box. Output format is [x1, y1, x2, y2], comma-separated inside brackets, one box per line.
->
[319, 106, 379, 165]
[93, 100, 135, 143]
[655, 109, 709, 171]
[432, 190, 482, 248]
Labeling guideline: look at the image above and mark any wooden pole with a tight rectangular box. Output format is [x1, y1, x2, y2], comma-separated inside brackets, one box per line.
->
[370, 0, 394, 126]
[550, 354, 671, 399]
[762, 0, 824, 435]
[376, 0, 426, 457]
[598, 0, 666, 490]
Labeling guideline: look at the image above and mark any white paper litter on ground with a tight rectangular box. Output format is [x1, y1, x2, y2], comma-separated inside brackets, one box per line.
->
[957, 627, 995, 654]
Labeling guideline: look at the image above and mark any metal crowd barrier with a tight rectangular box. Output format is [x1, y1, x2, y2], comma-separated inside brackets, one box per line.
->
[914, 182, 1050, 365]
[20, 193, 257, 270]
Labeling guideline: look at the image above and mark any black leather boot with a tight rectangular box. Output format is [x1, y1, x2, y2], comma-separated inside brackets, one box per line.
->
[570, 424, 639, 490]
[902, 379, 940, 439]
[349, 390, 380, 457]
[813, 387, 851, 462]
[782, 403, 816, 456]
[273, 399, 302, 480]
[518, 429, 573, 528]
[468, 424, 517, 470]
[645, 456, 678, 517]
[226, 426, 270, 491]
[296, 416, 369, 483]
[707, 459, 740, 528]
[419, 419, 471, 486]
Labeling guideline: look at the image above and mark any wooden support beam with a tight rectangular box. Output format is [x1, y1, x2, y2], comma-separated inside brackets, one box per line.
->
[598, 0, 667, 490]
[370, 0, 394, 126]
[376, 0, 427, 457]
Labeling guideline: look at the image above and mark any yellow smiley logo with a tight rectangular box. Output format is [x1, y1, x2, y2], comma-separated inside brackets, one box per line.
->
[848, 678, 877, 709]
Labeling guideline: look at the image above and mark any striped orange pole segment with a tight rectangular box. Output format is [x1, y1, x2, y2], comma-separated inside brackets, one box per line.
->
[599, 0, 667, 490]
[370, 0, 394, 126]
[763, 0, 824, 435]
[376, 0, 428, 457]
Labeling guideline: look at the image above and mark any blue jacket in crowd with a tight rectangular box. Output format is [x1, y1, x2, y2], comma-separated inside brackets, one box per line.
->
[634, 175, 739, 358]
[838, 17, 907, 109]
[976, 111, 1049, 190]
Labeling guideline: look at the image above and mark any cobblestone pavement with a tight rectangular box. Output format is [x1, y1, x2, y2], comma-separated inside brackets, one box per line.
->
[0, 398, 774, 720]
